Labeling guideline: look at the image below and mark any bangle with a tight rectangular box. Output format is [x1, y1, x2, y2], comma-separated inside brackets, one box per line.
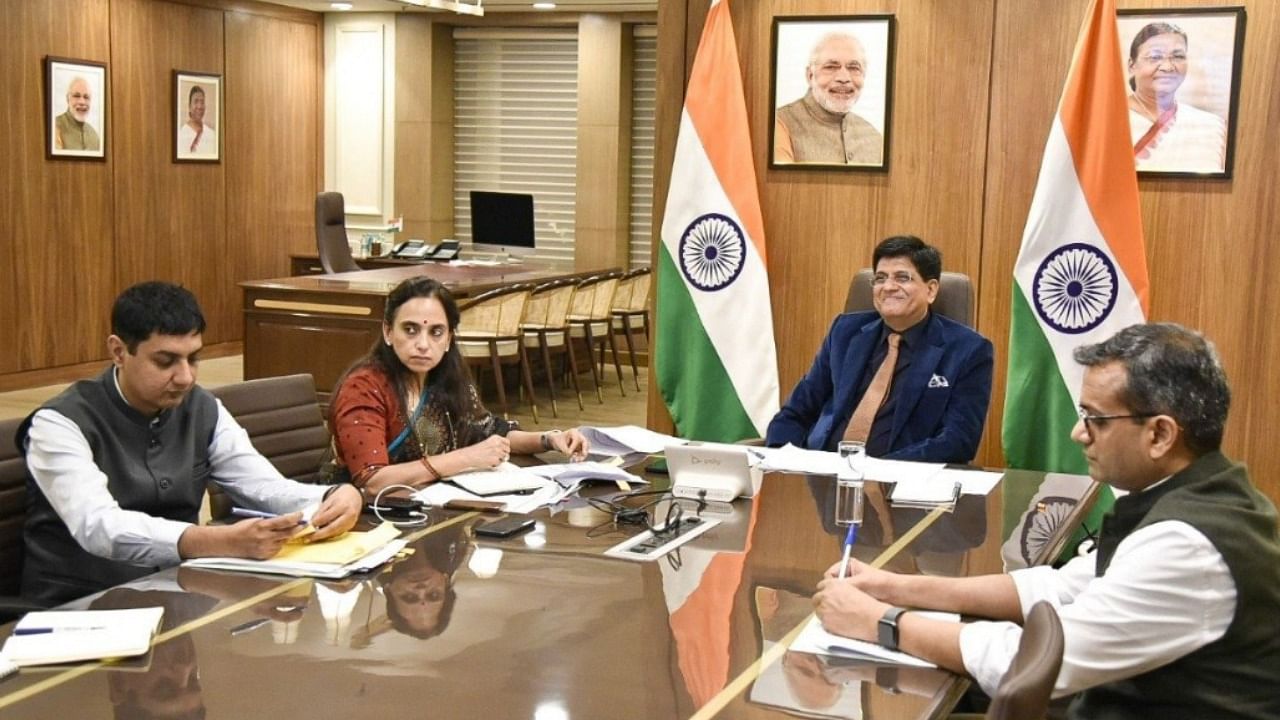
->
[420, 455, 441, 481]
[322, 484, 347, 501]
[540, 431, 561, 452]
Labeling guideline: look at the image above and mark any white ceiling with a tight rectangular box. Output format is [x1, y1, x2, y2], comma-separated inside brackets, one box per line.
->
[266, 0, 655, 13]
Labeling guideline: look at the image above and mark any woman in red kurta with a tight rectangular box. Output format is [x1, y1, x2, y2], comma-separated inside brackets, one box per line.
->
[327, 277, 589, 496]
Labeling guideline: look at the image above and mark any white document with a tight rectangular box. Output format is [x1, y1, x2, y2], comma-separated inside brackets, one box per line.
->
[934, 467, 1003, 496]
[748, 443, 845, 475]
[448, 462, 548, 496]
[183, 524, 406, 579]
[789, 612, 959, 668]
[1, 607, 165, 666]
[525, 461, 646, 489]
[580, 425, 684, 455]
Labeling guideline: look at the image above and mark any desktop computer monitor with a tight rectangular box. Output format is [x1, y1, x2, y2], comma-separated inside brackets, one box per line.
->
[469, 191, 536, 258]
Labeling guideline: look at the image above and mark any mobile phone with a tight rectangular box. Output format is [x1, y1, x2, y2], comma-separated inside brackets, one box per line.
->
[474, 516, 536, 538]
[365, 496, 423, 518]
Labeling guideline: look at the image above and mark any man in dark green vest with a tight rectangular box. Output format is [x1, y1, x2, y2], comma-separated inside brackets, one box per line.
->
[19, 281, 363, 605]
[811, 322, 1280, 719]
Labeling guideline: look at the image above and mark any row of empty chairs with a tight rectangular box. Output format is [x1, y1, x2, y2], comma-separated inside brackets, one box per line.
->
[455, 267, 652, 420]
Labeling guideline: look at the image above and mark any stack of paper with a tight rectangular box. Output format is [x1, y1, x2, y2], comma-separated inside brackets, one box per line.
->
[183, 523, 405, 579]
[449, 464, 548, 496]
[789, 612, 960, 668]
[579, 425, 683, 456]
[1, 607, 165, 666]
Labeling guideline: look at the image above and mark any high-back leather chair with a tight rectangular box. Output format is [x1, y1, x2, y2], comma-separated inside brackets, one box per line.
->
[1, 417, 28, 601]
[950, 601, 1064, 720]
[457, 284, 539, 422]
[209, 374, 331, 520]
[844, 268, 975, 327]
[315, 191, 360, 274]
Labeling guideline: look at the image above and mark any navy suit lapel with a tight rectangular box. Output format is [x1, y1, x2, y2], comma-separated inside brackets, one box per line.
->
[887, 315, 945, 449]
[834, 318, 883, 419]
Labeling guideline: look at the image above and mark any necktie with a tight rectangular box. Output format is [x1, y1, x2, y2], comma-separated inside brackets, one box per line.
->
[843, 332, 901, 443]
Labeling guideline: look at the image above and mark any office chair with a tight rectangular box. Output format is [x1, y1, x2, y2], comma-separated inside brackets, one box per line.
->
[315, 191, 360, 274]
[951, 601, 1065, 720]
[457, 284, 540, 422]
[845, 269, 975, 327]
[567, 272, 626, 403]
[611, 266, 652, 392]
[521, 277, 585, 417]
[1, 417, 50, 621]
[209, 374, 331, 520]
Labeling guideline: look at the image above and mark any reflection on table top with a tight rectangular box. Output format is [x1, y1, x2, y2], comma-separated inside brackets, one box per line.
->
[0, 467, 1096, 720]
[240, 262, 605, 298]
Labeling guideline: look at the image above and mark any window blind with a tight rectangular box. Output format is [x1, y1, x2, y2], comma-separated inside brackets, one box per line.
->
[628, 26, 657, 270]
[453, 29, 579, 267]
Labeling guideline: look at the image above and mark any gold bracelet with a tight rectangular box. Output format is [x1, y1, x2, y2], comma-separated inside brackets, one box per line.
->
[420, 455, 441, 481]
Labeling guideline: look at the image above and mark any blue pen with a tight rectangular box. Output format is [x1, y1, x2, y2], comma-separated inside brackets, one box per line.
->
[837, 523, 859, 580]
[230, 507, 307, 525]
[14, 626, 107, 636]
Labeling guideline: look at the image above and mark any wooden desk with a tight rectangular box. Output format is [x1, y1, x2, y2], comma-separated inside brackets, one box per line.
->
[241, 263, 613, 401]
[288, 252, 439, 276]
[0, 468, 1096, 720]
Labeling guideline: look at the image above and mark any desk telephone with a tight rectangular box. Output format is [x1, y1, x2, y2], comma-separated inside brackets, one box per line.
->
[391, 239, 461, 261]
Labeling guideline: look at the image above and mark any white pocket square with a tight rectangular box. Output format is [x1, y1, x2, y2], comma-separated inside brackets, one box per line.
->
[928, 374, 950, 388]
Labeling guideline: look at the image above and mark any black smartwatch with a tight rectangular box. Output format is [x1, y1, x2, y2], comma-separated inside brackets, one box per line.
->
[878, 607, 909, 651]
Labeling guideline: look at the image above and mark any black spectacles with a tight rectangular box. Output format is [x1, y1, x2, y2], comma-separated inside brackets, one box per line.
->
[1076, 407, 1154, 435]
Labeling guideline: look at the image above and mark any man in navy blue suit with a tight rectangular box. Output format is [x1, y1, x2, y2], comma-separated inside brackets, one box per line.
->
[766, 236, 993, 463]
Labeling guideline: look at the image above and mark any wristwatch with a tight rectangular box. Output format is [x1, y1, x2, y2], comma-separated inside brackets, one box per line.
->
[878, 607, 909, 651]
[540, 429, 562, 452]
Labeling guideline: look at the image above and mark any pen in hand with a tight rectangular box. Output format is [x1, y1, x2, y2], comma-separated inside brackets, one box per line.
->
[230, 507, 307, 526]
[837, 523, 858, 580]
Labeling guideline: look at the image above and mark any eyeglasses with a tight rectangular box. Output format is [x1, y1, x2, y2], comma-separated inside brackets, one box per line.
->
[1138, 52, 1188, 66]
[1076, 406, 1154, 436]
[871, 272, 918, 288]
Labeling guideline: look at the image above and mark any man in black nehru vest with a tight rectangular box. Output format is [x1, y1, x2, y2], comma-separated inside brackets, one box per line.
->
[19, 281, 362, 605]
[812, 323, 1280, 719]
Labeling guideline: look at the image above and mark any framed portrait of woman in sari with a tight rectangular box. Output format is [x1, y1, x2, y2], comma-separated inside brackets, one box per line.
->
[174, 70, 221, 163]
[1117, 8, 1246, 179]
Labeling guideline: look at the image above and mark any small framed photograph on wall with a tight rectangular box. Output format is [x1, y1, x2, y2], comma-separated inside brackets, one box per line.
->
[769, 15, 896, 171]
[174, 70, 221, 162]
[1117, 7, 1246, 178]
[45, 57, 107, 160]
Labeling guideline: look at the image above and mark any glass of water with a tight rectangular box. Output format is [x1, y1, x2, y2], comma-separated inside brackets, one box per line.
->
[835, 441, 866, 527]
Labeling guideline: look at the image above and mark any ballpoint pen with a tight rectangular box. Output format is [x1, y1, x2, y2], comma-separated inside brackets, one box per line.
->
[14, 626, 108, 636]
[837, 523, 859, 580]
[230, 507, 307, 525]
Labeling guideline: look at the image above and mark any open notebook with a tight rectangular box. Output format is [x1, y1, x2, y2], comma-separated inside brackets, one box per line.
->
[1, 606, 165, 667]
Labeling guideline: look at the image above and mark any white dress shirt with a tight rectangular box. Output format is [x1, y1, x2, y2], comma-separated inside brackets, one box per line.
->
[25, 398, 327, 568]
[959, 519, 1236, 697]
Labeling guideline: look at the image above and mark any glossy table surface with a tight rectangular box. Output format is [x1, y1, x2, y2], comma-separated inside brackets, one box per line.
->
[0, 467, 1096, 720]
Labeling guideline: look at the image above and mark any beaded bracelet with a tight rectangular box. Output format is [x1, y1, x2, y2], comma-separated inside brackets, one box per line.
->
[421, 454, 442, 481]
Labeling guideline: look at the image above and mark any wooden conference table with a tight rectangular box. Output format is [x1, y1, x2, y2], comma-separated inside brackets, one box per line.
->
[241, 263, 614, 403]
[0, 466, 1096, 720]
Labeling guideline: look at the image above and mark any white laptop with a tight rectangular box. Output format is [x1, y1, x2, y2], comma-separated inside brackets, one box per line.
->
[666, 442, 762, 502]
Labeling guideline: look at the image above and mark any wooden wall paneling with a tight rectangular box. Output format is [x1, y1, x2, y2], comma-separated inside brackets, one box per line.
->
[975, 0, 1083, 469]
[575, 14, 631, 272]
[110, 0, 229, 341]
[644, 0, 697, 435]
[0, 0, 115, 374]
[394, 18, 456, 244]
[742, 1, 995, 402]
[224, 10, 322, 337]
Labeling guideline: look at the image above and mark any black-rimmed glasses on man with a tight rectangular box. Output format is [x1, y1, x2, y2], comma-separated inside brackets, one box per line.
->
[1076, 406, 1154, 436]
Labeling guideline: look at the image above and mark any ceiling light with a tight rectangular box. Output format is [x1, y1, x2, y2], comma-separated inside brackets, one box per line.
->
[533, 2, 556, 8]
[330, 2, 353, 9]
[392, 0, 485, 16]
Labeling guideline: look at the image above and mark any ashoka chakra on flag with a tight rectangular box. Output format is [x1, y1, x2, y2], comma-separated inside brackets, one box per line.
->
[1032, 243, 1119, 334]
[679, 213, 747, 292]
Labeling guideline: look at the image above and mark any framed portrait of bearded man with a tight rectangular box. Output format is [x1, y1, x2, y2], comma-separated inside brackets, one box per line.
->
[769, 15, 896, 171]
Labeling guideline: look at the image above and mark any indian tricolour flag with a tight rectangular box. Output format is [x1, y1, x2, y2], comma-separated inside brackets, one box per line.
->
[1003, 0, 1149, 507]
[655, 0, 778, 442]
